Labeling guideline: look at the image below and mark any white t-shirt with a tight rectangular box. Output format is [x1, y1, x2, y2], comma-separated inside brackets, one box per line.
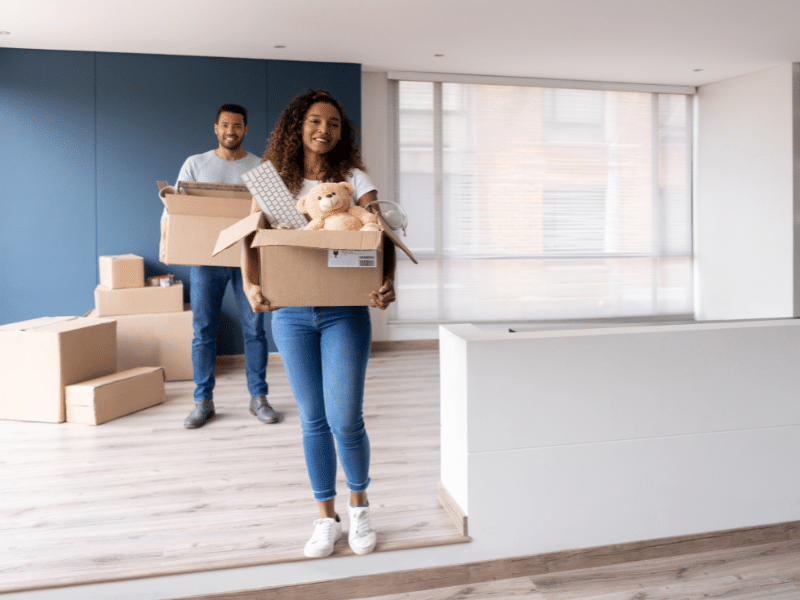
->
[176, 149, 261, 185]
[161, 150, 261, 220]
[297, 168, 376, 204]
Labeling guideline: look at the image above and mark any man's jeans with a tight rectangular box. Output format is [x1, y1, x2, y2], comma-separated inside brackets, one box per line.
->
[190, 265, 268, 401]
[272, 306, 372, 501]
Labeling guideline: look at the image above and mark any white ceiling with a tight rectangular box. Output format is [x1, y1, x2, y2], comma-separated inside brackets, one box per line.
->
[3, 0, 800, 88]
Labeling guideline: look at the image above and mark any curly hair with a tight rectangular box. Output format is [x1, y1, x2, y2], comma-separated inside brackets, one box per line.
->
[262, 89, 366, 196]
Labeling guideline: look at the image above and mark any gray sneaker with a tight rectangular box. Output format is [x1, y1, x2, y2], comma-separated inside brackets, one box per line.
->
[249, 395, 280, 424]
[184, 399, 215, 429]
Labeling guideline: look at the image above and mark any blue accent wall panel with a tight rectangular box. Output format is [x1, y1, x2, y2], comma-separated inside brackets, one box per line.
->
[95, 52, 270, 354]
[1, 48, 362, 356]
[0, 48, 97, 324]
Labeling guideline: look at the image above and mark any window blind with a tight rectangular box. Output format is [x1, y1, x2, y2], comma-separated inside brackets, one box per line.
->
[391, 79, 693, 323]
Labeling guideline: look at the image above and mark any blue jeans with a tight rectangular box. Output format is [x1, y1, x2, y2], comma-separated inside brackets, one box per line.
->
[272, 306, 372, 502]
[190, 265, 268, 401]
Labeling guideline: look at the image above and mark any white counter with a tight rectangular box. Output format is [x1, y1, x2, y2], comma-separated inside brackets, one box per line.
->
[440, 320, 800, 558]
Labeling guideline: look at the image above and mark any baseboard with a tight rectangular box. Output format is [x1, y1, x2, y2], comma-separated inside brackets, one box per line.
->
[215, 354, 250, 367]
[176, 519, 800, 600]
[437, 482, 468, 536]
[371, 339, 439, 352]
[216, 340, 438, 369]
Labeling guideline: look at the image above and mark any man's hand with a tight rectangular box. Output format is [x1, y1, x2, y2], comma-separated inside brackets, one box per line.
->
[244, 282, 277, 313]
[369, 277, 396, 310]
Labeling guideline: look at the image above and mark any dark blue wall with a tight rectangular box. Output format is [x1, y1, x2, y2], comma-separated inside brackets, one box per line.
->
[0, 48, 361, 354]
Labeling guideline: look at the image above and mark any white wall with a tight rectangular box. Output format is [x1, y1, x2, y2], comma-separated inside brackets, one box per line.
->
[695, 63, 800, 320]
[362, 72, 393, 341]
[361, 71, 441, 342]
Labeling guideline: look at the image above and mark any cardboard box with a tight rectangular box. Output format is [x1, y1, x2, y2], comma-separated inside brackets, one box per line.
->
[66, 367, 165, 425]
[84, 307, 193, 381]
[0, 316, 117, 423]
[160, 182, 252, 267]
[214, 213, 416, 307]
[94, 281, 184, 316]
[99, 254, 144, 289]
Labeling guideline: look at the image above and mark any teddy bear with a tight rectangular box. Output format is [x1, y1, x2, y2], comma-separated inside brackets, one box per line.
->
[296, 181, 381, 232]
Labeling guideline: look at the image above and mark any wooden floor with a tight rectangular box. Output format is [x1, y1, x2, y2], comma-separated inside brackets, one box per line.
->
[0, 348, 467, 594]
[358, 538, 800, 600]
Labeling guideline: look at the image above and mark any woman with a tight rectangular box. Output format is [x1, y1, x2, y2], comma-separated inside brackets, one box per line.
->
[242, 89, 395, 558]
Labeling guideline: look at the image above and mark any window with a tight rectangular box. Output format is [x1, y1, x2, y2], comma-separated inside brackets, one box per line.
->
[391, 78, 694, 323]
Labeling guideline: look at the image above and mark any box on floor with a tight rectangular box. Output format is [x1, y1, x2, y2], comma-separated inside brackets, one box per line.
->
[66, 366, 165, 425]
[84, 307, 192, 381]
[0, 316, 117, 423]
[94, 281, 184, 317]
[159, 181, 252, 267]
[214, 212, 416, 307]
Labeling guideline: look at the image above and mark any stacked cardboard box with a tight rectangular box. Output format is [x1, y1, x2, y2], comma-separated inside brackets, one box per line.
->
[84, 307, 193, 381]
[89, 254, 192, 382]
[0, 316, 118, 423]
[0, 253, 191, 425]
[65, 367, 166, 425]
[94, 254, 184, 317]
[0, 316, 167, 425]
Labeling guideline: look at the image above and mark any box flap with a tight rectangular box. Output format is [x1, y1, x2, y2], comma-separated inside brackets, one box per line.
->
[102, 253, 142, 261]
[162, 193, 252, 218]
[0, 316, 77, 332]
[213, 211, 266, 256]
[177, 181, 251, 199]
[252, 229, 383, 251]
[377, 215, 418, 264]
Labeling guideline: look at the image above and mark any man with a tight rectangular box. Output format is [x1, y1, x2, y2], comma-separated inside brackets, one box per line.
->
[167, 103, 279, 429]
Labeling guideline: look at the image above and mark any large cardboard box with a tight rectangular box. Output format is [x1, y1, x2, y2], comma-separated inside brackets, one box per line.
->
[99, 254, 144, 289]
[66, 367, 165, 425]
[160, 181, 252, 267]
[84, 307, 193, 381]
[0, 317, 117, 423]
[214, 212, 416, 307]
[94, 281, 184, 316]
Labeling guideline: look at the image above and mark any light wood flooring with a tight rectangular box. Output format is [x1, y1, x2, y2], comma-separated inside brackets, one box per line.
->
[0, 348, 467, 594]
[357, 537, 800, 600]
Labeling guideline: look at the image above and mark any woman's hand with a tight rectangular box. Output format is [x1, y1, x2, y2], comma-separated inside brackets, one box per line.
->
[241, 235, 277, 313]
[369, 277, 396, 310]
[244, 281, 276, 313]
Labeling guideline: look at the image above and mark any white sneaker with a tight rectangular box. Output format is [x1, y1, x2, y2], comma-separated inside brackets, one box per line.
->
[304, 517, 342, 558]
[348, 504, 377, 555]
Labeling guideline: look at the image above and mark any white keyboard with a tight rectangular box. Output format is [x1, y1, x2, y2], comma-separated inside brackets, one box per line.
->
[241, 161, 308, 230]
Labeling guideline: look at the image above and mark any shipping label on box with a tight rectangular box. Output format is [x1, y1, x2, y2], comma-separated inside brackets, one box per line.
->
[328, 250, 378, 268]
[99, 254, 144, 289]
[94, 281, 184, 316]
[84, 307, 193, 381]
[66, 367, 165, 425]
[160, 182, 252, 267]
[0, 317, 117, 423]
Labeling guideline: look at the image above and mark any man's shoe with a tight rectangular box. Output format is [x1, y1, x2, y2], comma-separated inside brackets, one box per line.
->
[249, 395, 280, 424]
[183, 399, 215, 429]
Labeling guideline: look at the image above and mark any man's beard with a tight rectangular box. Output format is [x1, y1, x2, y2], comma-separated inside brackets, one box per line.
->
[220, 135, 243, 150]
